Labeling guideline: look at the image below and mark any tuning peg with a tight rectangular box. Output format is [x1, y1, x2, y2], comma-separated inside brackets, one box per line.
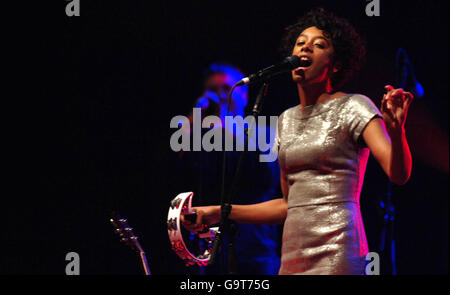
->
[110, 219, 119, 227]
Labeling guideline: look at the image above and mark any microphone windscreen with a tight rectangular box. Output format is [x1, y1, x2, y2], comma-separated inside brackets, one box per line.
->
[285, 55, 301, 69]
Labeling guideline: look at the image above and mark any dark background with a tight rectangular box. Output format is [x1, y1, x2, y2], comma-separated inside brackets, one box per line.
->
[4, 0, 448, 274]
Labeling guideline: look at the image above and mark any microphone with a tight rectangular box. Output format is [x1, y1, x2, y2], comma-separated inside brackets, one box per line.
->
[237, 55, 302, 86]
[395, 48, 424, 98]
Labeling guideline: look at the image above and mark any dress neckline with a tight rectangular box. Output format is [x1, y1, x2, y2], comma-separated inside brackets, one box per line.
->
[294, 94, 351, 119]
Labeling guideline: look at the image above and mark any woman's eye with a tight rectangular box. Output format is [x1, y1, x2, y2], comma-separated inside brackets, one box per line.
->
[296, 41, 325, 49]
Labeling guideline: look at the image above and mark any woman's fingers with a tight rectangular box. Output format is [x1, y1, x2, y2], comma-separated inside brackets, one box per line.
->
[389, 89, 404, 107]
[381, 98, 396, 120]
[383, 86, 413, 109]
[383, 106, 396, 123]
[180, 214, 195, 232]
[381, 93, 395, 111]
[194, 210, 204, 226]
[381, 94, 388, 112]
[404, 91, 414, 107]
[180, 209, 208, 233]
[381, 88, 399, 120]
[384, 85, 395, 92]
[180, 205, 221, 234]
[381, 86, 415, 131]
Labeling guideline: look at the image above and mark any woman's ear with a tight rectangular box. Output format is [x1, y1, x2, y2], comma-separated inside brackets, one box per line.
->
[332, 61, 342, 73]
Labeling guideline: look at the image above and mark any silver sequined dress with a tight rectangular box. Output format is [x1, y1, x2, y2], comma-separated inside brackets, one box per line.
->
[274, 94, 382, 275]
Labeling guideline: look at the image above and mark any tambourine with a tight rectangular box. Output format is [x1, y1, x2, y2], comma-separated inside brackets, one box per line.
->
[167, 192, 218, 266]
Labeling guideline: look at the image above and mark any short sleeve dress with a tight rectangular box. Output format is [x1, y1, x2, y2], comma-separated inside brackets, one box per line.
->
[274, 94, 382, 275]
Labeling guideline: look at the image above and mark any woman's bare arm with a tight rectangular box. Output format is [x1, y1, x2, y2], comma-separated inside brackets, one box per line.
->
[228, 198, 287, 225]
[183, 166, 288, 233]
[363, 86, 413, 185]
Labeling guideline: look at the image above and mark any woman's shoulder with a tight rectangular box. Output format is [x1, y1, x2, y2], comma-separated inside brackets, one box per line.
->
[345, 93, 381, 113]
[278, 93, 380, 123]
[330, 92, 373, 105]
[344, 93, 374, 104]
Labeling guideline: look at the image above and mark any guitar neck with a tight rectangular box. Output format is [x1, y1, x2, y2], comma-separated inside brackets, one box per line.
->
[110, 212, 151, 275]
[138, 251, 151, 276]
[134, 242, 150, 275]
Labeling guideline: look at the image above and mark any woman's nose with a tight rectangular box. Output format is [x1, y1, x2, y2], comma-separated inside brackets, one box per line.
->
[300, 42, 313, 52]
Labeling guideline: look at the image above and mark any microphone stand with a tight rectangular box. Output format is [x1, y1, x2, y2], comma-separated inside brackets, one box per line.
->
[208, 82, 270, 274]
[379, 181, 396, 275]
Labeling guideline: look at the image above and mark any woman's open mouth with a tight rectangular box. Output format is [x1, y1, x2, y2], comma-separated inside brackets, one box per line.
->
[297, 56, 313, 69]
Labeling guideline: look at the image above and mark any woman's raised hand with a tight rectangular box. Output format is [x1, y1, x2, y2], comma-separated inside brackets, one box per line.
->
[380, 85, 414, 136]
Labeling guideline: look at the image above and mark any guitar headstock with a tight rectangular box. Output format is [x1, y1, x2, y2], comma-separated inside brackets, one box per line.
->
[110, 211, 143, 253]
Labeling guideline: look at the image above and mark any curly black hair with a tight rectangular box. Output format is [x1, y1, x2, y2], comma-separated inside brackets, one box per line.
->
[280, 7, 366, 90]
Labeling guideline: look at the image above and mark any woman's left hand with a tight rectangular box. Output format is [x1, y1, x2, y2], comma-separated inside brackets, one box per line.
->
[380, 85, 414, 136]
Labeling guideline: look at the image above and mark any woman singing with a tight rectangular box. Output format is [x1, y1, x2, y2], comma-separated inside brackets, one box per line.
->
[182, 8, 413, 275]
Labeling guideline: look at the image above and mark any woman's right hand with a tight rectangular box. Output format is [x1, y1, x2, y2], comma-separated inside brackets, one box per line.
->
[180, 205, 221, 234]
